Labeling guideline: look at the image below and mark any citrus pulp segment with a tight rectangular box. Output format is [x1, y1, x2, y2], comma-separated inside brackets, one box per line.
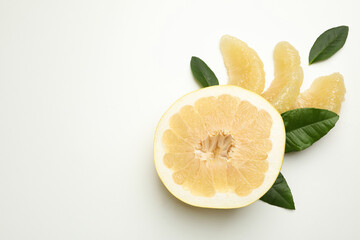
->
[154, 86, 285, 208]
[262, 42, 304, 113]
[292, 73, 345, 114]
[220, 35, 265, 94]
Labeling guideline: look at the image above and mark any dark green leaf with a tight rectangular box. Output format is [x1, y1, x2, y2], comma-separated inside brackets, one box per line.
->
[260, 172, 295, 210]
[309, 26, 349, 64]
[190, 56, 219, 87]
[282, 108, 339, 153]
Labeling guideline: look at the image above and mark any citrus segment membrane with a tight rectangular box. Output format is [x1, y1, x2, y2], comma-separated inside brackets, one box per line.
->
[292, 73, 345, 114]
[154, 86, 285, 209]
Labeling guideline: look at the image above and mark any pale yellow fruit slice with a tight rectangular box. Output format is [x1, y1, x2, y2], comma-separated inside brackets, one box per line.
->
[220, 35, 265, 94]
[154, 85, 285, 209]
[292, 73, 345, 114]
[262, 42, 304, 113]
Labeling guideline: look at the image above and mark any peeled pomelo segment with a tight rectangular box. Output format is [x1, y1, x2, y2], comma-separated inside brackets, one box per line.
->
[273, 42, 301, 74]
[262, 41, 304, 113]
[220, 35, 265, 94]
[292, 73, 345, 114]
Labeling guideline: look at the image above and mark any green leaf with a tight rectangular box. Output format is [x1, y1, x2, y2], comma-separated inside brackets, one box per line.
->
[309, 25, 349, 64]
[190, 56, 219, 87]
[282, 108, 339, 153]
[260, 172, 295, 210]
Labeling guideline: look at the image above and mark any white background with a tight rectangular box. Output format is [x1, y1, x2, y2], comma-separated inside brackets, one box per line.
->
[0, 0, 359, 239]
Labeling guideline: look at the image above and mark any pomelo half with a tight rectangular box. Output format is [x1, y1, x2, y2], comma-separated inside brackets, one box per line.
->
[154, 85, 285, 208]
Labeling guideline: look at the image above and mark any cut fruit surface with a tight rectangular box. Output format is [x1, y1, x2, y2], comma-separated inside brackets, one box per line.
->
[292, 73, 345, 114]
[262, 42, 304, 113]
[154, 86, 285, 209]
[220, 35, 265, 94]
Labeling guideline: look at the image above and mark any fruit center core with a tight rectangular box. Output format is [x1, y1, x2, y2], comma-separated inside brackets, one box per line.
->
[195, 132, 233, 163]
